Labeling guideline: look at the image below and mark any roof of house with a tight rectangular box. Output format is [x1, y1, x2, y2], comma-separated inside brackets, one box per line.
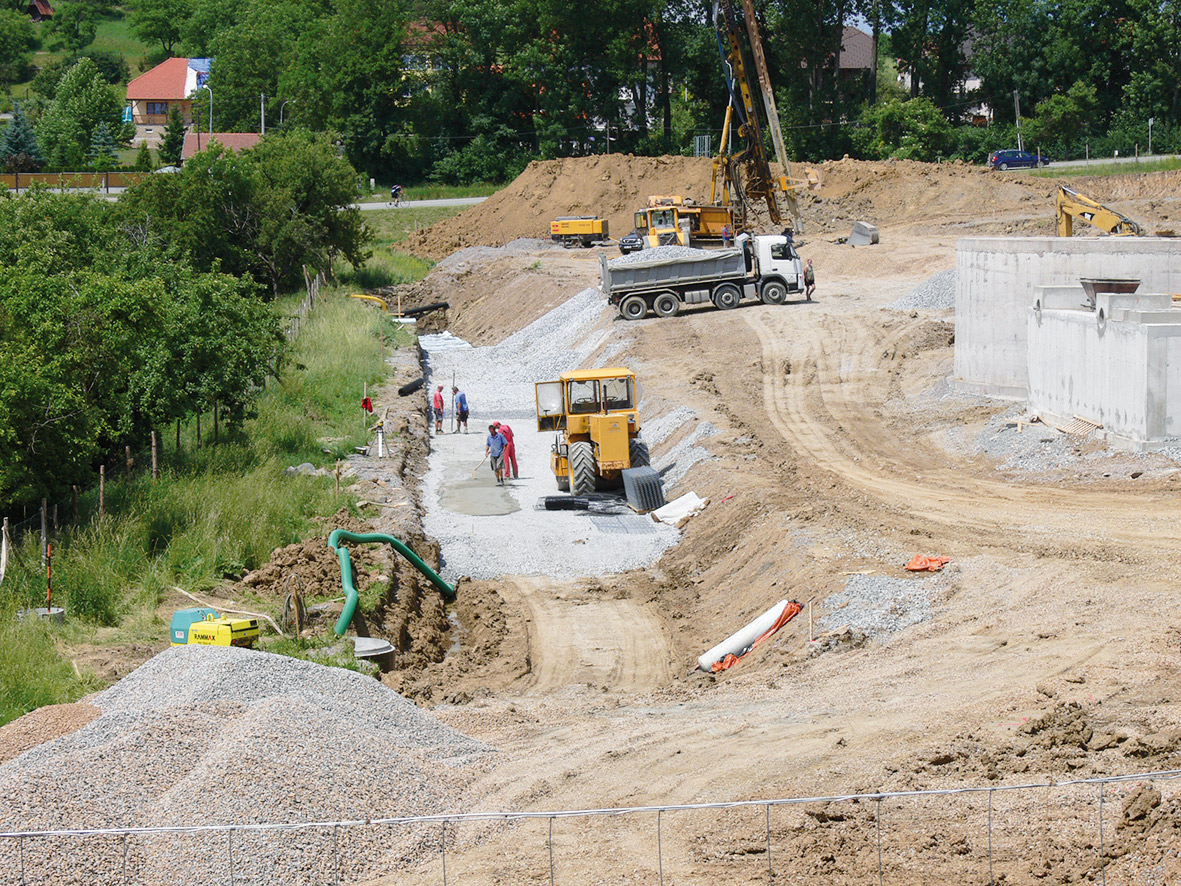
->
[839, 27, 874, 70]
[127, 57, 212, 101]
[181, 132, 263, 160]
[27, 0, 54, 18]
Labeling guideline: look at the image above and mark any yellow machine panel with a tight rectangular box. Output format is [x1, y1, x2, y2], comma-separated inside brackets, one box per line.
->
[590, 414, 630, 470]
[188, 615, 260, 648]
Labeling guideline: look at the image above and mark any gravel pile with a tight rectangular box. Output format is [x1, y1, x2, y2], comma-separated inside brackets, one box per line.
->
[608, 245, 722, 266]
[883, 269, 956, 311]
[655, 420, 719, 491]
[0, 646, 489, 885]
[819, 573, 944, 638]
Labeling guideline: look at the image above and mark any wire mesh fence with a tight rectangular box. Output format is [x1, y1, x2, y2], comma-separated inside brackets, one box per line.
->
[2, 769, 1178, 886]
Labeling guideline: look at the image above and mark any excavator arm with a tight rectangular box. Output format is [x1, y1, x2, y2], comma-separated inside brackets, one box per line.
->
[1056, 186, 1142, 237]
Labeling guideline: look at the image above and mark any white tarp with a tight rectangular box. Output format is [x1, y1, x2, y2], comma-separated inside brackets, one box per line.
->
[651, 491, 708, 527]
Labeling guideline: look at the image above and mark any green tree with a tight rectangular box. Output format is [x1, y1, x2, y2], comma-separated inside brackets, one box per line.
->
[0, 7, 36, 88]
[851, 96, 952, 160]
[135, 140, 154, 170]
[159, 104, 187, 165]
[87, 120, 119, 170]
[129, 0, 192, 56]
[37, 57, 125, 168]
[1026, 81, 1100, 151]
[45, 2, 98, 58]
[1121, 0, 1181, 123]
[0, 103, 44, 172]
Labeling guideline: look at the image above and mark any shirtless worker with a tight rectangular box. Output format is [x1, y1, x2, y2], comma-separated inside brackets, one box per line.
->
[493, 421, 517, 480]
[485, 424, 507, 485]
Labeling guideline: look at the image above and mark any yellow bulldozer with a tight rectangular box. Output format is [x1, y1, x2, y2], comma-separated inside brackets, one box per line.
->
[535, 367, 649, 495]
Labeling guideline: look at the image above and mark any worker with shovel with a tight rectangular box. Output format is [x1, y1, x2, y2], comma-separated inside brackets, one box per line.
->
[485, 424, 508, 485]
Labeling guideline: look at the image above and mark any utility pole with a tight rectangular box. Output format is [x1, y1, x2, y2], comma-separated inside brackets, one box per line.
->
[260, 94, 266, 135]
[1013, 90, 1023, 152]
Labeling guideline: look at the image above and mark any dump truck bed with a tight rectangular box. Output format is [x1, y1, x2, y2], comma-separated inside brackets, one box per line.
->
[600, 248, 746, 296]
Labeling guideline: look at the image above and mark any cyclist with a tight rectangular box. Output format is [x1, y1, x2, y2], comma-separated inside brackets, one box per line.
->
[390, 184, 403, 207]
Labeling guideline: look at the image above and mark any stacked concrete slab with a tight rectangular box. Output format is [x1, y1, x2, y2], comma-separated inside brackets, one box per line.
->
[953, 237, 1181, 449]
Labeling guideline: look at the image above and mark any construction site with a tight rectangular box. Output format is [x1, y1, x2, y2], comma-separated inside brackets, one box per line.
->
[5, 2, 1181, 879]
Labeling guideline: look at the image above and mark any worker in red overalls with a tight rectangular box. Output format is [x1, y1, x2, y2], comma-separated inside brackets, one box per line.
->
[493, 421, 517, 479]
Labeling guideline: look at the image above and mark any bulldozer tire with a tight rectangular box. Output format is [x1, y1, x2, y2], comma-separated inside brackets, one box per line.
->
[712, 283, 741, 309]
[653, 292, 680, 317]
[620, 295, 648, 321]
[569, 441, 597, 495]
[629, 438, 651, 467]
[760, 280, 788, 305]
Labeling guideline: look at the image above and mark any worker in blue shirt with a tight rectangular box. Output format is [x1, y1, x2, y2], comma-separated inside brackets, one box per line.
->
[485, 424, 507, 485]
[452, 386, 469, 433]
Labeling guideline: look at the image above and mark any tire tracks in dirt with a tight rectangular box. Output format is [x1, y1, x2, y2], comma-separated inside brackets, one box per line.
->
[743, 307, 1181, 558]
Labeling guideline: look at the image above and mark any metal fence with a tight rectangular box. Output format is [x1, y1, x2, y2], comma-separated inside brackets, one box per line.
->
[2, 768, 1177, 885]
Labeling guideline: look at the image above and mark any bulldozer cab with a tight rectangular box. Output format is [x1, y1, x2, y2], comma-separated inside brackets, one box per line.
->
[535, 369, 638, 433]
[635, 208, 686, 248]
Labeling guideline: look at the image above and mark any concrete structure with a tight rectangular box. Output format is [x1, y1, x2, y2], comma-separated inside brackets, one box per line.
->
[954, 237, 1181, 396]
[954, 236, 1181, 449]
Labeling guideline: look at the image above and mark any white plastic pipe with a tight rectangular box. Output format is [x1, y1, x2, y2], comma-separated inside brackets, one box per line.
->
[698, 599, 790, 671]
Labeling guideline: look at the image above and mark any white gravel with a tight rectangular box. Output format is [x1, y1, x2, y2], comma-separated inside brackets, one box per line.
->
[0, 645, 489, 885]
[421, 288, 704, 581]
[608, 245, 721, 266]
[819, 573, 945, 637]
[883, 269, 956, 312]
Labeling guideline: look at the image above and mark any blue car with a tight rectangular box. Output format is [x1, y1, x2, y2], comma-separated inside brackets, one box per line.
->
[987, 149, 1051, 170]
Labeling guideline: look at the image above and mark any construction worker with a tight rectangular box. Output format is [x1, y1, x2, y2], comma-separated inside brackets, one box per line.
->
[452, 386, 469, 432]
[493, 421, 517, 480]
[431, 385, 445, 434]
[804, 259, 815, 301]
[485, 424, 507, 485]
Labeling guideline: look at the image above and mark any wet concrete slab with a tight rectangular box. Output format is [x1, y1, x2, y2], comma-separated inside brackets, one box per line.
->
[438, 454, 520, 516]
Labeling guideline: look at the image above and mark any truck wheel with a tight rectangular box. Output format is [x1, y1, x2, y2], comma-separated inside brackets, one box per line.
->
[620, 295, 648, 321]
[629, 438, 650, 467]
[760, 280, 788, 305]
[569, 441, 596, 495]
[712, 283, 742, 310]
[653, 292, 680, 317]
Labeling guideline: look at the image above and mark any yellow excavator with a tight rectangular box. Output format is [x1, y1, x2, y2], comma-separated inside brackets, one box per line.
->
[1056, 185, 1142, 237]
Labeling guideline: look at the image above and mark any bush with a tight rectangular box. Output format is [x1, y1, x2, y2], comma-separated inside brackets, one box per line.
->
[852, 97, 953, 161]
[429, 133, 532, 185]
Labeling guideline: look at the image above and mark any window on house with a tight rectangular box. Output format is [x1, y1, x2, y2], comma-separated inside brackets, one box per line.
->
[146, 102, 169, 115]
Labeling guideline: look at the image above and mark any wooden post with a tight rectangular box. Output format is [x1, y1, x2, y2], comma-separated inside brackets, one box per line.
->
[125, 445, 133, 483]
[214, 401, 219, 444]
[52, 503, 58, 533]
[72, 485, 79, 521]
[196, 413, 201, 447]
[40, 498, 47, 567]
[334, 461, 341, 496]
[99, 465, 106, 517]
[176, 418, 181, 452]
[151, 430, 158, 479]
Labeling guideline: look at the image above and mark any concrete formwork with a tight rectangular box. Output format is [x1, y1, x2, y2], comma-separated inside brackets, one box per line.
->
[953, 237, 1181, 397]
[1028, 290, 1181, 448]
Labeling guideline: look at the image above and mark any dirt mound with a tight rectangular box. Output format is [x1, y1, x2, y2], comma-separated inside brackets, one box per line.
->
[404, 156, 1065, 259]
[240, 508, 373, 599]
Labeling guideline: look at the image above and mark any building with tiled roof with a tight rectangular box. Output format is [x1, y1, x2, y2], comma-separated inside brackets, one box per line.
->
[126, 57, 211, 127]
[182, 132, 262, 161]
[26, 0, 53, 21]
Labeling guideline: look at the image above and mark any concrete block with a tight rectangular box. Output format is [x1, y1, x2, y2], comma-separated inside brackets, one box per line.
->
[849, 221, 880, 246]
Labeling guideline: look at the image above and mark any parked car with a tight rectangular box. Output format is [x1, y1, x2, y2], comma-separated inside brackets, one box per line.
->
[618, 229, 644, 254]
[987, 149, 1051, 170]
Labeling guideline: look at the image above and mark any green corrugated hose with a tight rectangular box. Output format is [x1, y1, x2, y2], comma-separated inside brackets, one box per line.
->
[328, 529, 456, 636]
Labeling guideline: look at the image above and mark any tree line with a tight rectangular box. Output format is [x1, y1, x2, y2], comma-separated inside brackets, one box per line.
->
[0, 128, 369, 513]
[5, 0, 1177, 178]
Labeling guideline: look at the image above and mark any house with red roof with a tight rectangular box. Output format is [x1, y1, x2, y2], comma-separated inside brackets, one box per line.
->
[126, 57, 212, 127]
[181, 132, 262, 161]
[26, 0, 53, 21]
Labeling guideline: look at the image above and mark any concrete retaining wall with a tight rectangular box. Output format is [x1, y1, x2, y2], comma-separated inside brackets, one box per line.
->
[954, 237, 1181, 396]
[1027, 291, 1181, 448]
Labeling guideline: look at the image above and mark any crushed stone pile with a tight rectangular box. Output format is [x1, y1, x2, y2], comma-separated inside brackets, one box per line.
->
[608, 244, 720, 265]
[820, 573, 945, 637]
[883, 268, 956, 312]
[0, 645, 490, 885]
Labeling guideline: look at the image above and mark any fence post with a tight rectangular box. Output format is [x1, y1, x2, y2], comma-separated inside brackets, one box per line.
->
[548, 817, 555, 886]
[151, 430, 158, 480]
[99, 465, 106, 517]
[987, 788, 994, 886]
[72, 485, 79, 521]
[441, 821, 447, 886]
[122, 833, 128, 885]
[40, 498, 47, 567]
[19, 835, 24, 885]
[876, 796, 883, 886]
[1098, 782, 1107, 886]
[657, 809, 664, 886]
[125, 446, 132, 483]
[765, 803, 772, 885]
[176, 418, 181, 453]
[228, 828, 234, 885]
[334, 824, 341, 886]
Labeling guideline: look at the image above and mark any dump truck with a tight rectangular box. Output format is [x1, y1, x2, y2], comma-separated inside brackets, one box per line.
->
[535, 367, 650, 495]
[169, 607, 260, 648]
[550, 216, 610, 248]
[600, 233, 805, 320]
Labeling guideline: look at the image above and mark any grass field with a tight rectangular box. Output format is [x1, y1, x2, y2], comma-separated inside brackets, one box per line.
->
[1032, 156, 1181, 178]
